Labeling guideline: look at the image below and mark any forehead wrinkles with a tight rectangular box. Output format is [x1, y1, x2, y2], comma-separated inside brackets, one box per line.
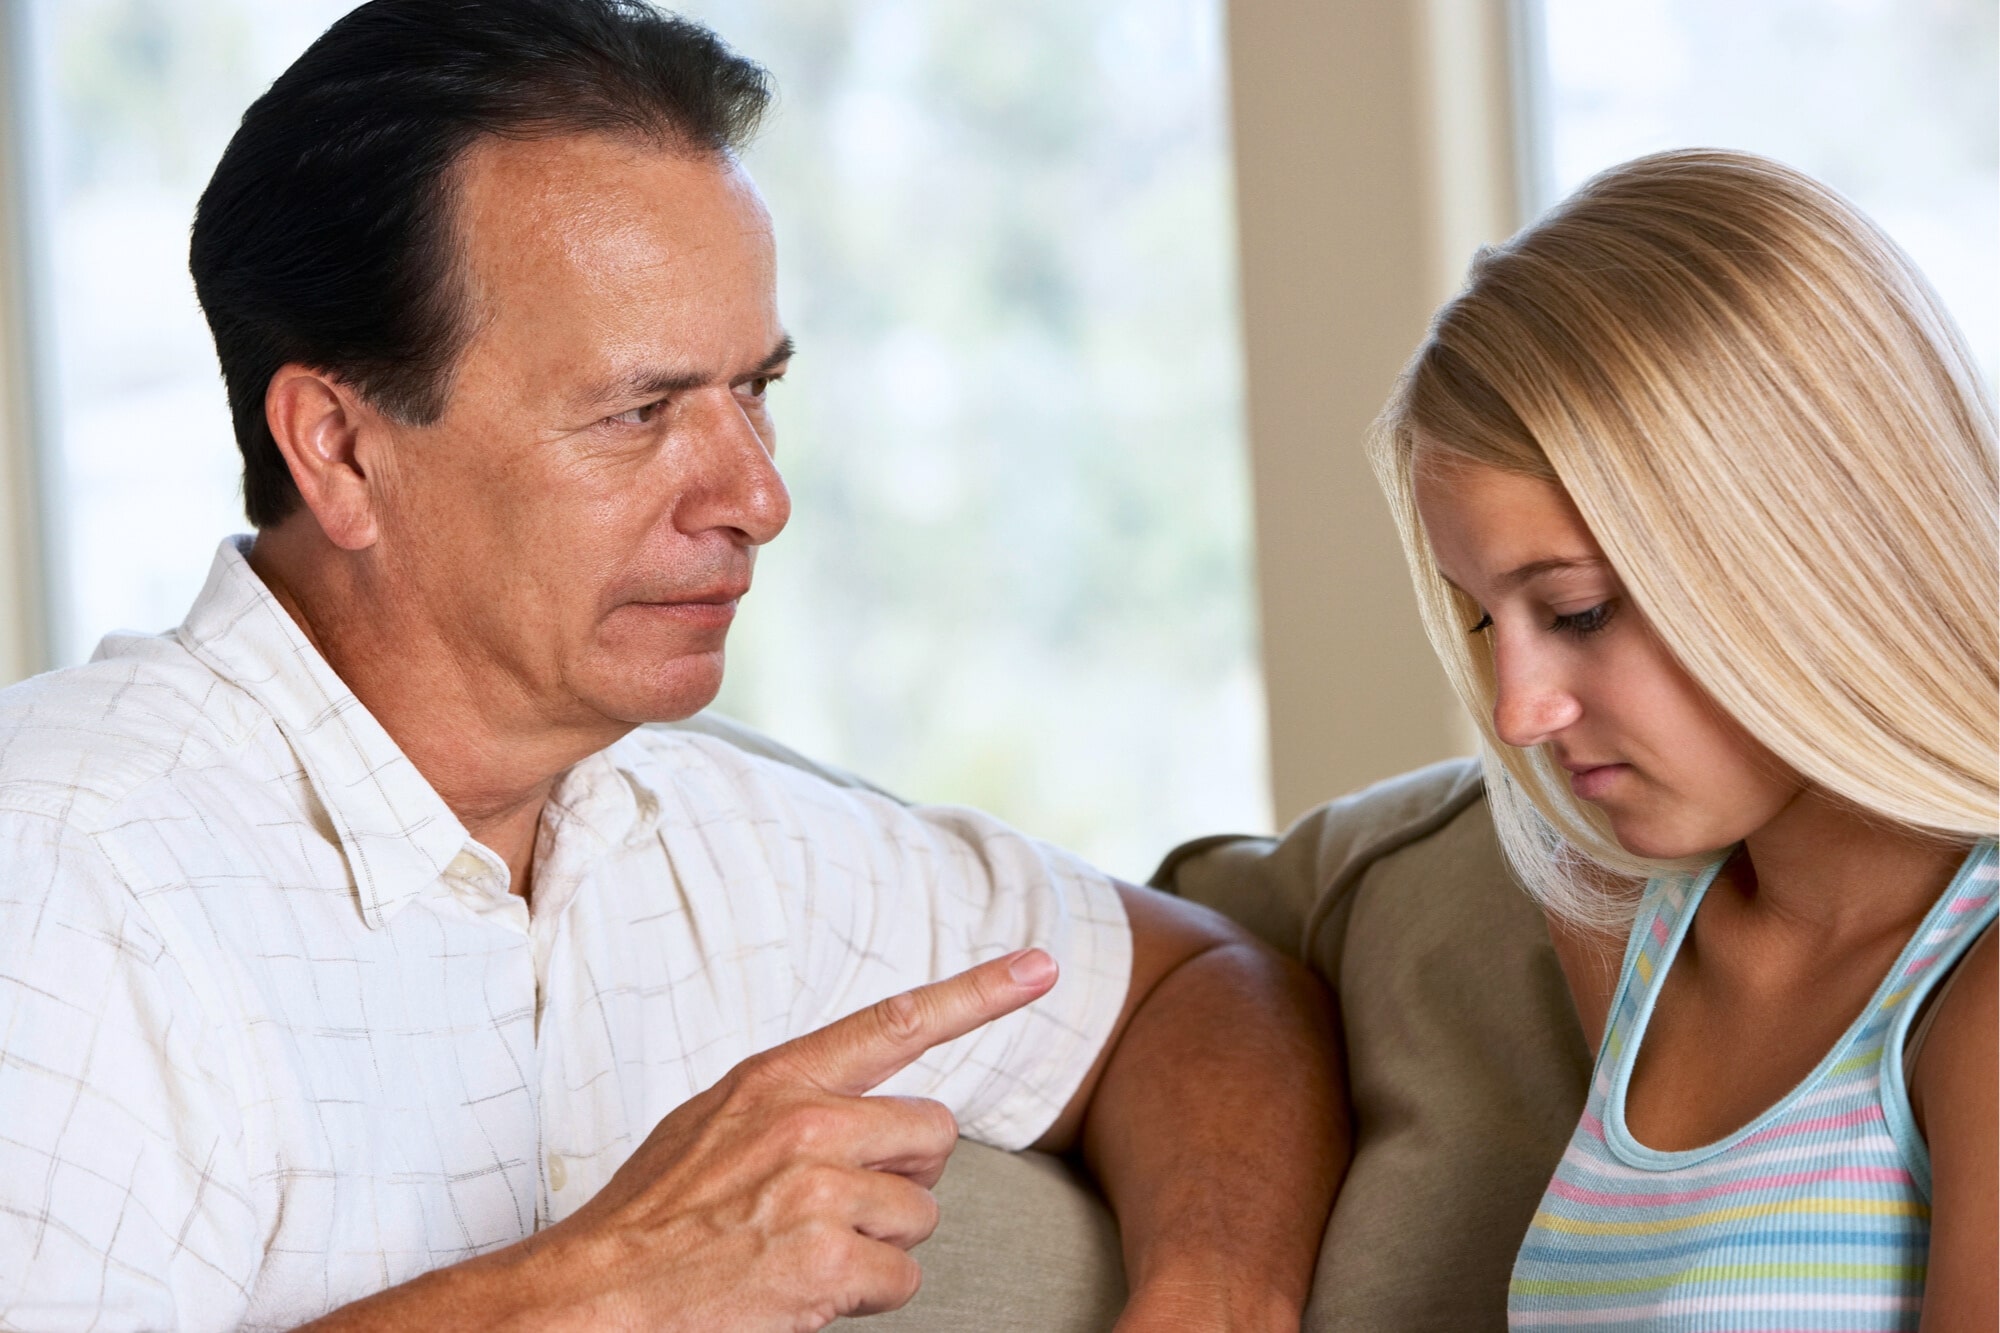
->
[447, 138, 777, 398]
[460, 136, 767, 297]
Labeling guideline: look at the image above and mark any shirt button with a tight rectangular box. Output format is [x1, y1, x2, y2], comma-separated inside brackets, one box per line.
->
[547, 1153, 568, 1192]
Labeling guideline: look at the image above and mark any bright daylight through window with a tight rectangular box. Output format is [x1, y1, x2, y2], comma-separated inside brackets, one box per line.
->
[1533, 0, 1996, 383]
[14, 0, 1265, 879]
[11, 0, 1992, 876]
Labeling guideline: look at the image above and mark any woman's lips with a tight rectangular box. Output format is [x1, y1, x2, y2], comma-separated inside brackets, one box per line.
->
[1568, 763, 1630, 801]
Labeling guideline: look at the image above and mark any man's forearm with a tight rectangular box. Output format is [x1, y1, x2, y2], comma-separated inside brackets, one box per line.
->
[1080, 931, 1348, 1327]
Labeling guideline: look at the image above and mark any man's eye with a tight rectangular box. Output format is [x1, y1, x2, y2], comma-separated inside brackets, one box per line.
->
[609, 400, 665, 427]
[743, 375, 774, 399]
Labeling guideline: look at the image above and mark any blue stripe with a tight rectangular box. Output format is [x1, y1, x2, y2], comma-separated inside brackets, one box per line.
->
[1517, 1228, 1930, 1266]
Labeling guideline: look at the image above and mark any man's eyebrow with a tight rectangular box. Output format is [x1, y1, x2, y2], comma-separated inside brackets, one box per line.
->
[589, 334, 797, 406]
[755, 335, 797, 375]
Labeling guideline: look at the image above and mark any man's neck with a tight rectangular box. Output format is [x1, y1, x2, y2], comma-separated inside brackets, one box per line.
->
[246, 522, 624, 900]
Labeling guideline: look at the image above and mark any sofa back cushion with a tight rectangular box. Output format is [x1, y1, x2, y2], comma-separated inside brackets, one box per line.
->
[1156, 760, 1590, 1331]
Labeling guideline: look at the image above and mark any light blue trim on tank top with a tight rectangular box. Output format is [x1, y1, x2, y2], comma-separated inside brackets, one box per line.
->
[1879, 839, 1997, 1199]
[1594, 838, 1998, 1187]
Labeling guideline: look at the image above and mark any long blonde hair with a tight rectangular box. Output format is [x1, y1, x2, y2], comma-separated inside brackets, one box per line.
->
[1373, 149, 1999, 930]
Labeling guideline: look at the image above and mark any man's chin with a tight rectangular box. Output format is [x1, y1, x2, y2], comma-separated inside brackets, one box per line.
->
[578, 648, 729, 726]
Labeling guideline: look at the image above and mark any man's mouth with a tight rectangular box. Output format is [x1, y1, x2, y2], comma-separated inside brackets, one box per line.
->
[625, 584, 748, 629]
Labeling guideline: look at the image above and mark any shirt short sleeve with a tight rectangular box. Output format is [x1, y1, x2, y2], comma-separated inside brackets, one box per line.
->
[865, 801, 1133, 1148]
[0, 811, 260, 1332]
[705, 747, 1134, 1151]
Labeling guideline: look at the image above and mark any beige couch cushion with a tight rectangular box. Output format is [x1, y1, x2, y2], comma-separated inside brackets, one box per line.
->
[856, 1141, 1126, 1330]
[661, 718, 1589, 1331]
[1160, 760, 1589, 1330]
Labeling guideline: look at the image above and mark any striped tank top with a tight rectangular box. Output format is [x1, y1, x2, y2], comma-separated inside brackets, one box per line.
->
[1509, 838, 1998, 1330]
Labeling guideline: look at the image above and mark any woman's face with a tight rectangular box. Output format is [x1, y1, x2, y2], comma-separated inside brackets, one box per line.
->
[1412, 454, 1803, 859]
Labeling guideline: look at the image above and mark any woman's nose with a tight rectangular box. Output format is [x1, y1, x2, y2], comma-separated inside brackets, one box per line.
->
[1491, 642, 1583, 749]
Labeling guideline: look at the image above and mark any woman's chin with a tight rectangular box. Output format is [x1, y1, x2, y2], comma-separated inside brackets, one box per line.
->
[1604, 811, 1727, 863]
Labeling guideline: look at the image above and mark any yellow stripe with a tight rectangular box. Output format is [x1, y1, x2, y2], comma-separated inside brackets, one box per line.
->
[1531, 1198, 1928, 1236]
[1828, 1050, 1875, 1078]
[1636, 953, 1654, 984]
[1512, 1262, 1926, 1298]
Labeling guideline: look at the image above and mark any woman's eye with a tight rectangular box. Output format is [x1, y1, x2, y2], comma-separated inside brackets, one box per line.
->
[1549, 601, 1614, 637]
[1467, 612, 1493, 634]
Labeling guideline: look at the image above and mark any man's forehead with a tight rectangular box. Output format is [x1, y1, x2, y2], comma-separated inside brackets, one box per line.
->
[453, 133, 773, 292]
[444, 131, 780, 406]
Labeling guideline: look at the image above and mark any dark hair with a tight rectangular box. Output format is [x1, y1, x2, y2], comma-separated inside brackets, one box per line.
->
[190, 0, 771, 527]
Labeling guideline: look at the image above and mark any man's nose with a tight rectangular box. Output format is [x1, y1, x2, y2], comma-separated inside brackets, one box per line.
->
[1490, 638, 1583, 749]
[679, 392, 791, 547]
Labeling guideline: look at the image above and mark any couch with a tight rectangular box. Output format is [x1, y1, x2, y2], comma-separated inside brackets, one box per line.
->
[662, 714, 1593, 1331]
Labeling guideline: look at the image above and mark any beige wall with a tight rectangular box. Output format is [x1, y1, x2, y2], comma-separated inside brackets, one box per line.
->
[1228, 0, 1524, 825]
[0, 30, 47, 683]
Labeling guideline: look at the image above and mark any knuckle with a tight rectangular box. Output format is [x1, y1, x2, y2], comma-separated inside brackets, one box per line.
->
[778, 1102, 840, 1155]
[805, 1225, 858, 1288]
[893, 1252, 924, 1306]
[920, 1097, 959, 1144]
[873, 989, 926, 1046]
[731, 1051, 783, 1094]
[788, 1161, 848, 1216]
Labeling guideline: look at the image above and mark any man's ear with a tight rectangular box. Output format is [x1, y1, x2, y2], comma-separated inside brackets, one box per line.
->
[265, 366, 385, 551]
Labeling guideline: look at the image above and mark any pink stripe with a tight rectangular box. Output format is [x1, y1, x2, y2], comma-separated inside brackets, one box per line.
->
[1948, 895, 1995, 913]
[1903, 954, 1940, 975]
[1548, 1165, 1910, 1209]
[1580, 1110, 1605, 1140]
[1739, 1103, 1884, 1147]
[1651, 916, 1672, 945]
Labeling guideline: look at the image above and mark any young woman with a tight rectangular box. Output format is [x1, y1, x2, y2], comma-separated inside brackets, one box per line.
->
[1373, 149, 1996, 1329]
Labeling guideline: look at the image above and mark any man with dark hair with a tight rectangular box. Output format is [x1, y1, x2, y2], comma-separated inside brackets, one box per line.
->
[0, 1, 1343, 1327]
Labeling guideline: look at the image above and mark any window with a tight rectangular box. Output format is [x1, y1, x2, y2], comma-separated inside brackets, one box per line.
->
[1529, 0, 1997, 382]
[14, 0, 1265, 878]
[15, 1, 360, 662]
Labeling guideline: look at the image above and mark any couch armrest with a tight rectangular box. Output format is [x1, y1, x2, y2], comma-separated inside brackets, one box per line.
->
[844, 1142, 1125, 1331]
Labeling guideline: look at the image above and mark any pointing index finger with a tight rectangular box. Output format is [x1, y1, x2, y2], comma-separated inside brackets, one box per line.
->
[767, 949, 1059, 1096]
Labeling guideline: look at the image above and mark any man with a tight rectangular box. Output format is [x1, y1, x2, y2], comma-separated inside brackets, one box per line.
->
[0, 2, 1343, 1328]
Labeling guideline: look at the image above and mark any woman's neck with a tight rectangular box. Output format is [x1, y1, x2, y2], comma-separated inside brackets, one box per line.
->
[1730, 787, 1968, 940]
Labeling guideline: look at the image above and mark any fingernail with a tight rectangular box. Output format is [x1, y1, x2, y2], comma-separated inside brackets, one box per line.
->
[1008, 949, 1056, 987]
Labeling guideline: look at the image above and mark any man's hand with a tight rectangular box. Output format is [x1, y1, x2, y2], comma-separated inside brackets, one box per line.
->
[301, 948, 1060, 1333]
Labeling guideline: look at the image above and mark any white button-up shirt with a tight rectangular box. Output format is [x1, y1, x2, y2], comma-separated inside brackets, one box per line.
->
[0, 538, 1130, 1331]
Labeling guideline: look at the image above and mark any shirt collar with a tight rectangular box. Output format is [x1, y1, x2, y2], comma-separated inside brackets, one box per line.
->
[176, 537, 473, 930]
[533, 733, 672, 891]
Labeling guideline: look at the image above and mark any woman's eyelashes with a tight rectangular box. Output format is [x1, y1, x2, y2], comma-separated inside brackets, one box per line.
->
[1550, 601, 1615, 637]
[1467, 601, 1617, 637]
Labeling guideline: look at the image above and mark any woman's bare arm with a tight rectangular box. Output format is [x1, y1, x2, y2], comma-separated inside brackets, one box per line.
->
[1912, 925, 1996, 1333]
